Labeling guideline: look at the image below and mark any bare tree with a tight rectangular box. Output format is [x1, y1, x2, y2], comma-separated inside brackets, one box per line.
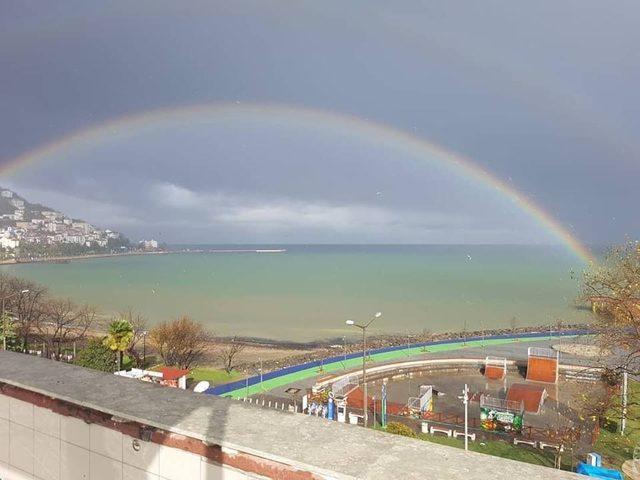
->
[36, 299, 97, 359]
[149, 316, 210, 369]
[0, 274, 47, 351]
[218, 337, 246, 374]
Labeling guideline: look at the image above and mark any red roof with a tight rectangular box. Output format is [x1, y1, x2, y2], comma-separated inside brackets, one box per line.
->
[160, 367, 189, 380]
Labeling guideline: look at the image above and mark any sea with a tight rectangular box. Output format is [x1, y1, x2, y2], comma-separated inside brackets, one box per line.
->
[0, 245, 593, 342]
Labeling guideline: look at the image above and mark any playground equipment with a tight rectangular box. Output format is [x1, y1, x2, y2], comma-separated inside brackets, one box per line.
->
[506, 383, 547, 414]
[407, 384, 433, 414]
[526, 347, 559, 383]
[332, 374, 359, 398]
[484, 356, 507, 380]
[480, 395, 524, 433]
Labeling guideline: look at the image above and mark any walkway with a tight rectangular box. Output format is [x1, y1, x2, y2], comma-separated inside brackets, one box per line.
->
[207, 330, 590, 398]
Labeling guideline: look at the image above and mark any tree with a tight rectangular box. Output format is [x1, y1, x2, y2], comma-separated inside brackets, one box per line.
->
[149, 316, 210, 369]
[0, 312, 16, 349]
[103, 318, 134, 370]
[581, 241, 640, 374]
[0, 274, 47, 351]
[74, 339, 117, 372]
[117, 308, 148, 367]
[218, 337, 245, 374]
[36, 298, 97, 359]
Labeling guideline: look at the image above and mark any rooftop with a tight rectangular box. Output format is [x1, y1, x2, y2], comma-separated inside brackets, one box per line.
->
[0, 350, 580, 479]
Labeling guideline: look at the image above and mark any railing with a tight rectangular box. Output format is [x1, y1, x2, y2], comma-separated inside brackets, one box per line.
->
[332, 374, 358, 397]
[528, 347, 559, 358]
[420, 411, 584, 443]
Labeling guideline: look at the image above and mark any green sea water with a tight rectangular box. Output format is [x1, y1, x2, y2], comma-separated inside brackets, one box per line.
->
[0, 245, 591, 341]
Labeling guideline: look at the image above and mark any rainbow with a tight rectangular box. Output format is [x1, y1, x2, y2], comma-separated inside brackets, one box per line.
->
[0, 102, 595, 263]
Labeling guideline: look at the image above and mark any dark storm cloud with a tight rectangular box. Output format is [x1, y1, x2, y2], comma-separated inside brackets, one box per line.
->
[1, 1, 638, 244]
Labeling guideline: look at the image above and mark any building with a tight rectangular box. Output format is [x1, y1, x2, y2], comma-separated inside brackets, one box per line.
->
[0, 236, 19, 249]
[140, 239, 159, 250]
[71, 221, 92, 234]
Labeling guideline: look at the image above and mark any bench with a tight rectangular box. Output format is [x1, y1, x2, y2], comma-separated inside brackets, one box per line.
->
[430, 426, 452, 437]
[539, 442, 564, 452]
[513, 438, 537, 448]
[349, 413, 363, 425]
[453, 431, 476, 441]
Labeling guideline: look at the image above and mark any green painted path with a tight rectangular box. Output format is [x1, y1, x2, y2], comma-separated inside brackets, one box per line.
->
[223, 335, 575, 399]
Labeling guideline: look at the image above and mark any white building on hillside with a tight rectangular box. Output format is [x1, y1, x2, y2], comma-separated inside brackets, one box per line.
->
[0, 236, 19, 249]
[139, 239, 159, 250]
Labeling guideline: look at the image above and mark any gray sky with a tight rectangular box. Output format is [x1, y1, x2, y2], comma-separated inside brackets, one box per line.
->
[1, 1, 638, 245]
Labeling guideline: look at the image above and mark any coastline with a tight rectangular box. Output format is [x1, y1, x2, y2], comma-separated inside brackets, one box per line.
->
[0, 250, 169, 265]
[0, 247, 287, 265]
[218, 322, 592, 373]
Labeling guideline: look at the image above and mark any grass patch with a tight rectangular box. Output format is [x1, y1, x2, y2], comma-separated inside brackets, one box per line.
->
[189, 367, 243, 386]
[376, 425, 568, 470]
[593, 379, 640, 470]
[416, 434, 560, 468]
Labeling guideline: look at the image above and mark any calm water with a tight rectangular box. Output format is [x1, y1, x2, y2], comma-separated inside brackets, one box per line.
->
[0, 245, 590, 341]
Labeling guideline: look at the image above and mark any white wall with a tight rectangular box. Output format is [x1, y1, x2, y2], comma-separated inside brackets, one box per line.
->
[0, 393, 256, 480]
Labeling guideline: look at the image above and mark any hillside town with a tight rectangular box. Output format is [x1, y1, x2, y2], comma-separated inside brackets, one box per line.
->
[0, 187, 133, 259]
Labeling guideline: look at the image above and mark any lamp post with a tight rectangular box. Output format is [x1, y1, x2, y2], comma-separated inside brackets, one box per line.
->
[141, 331, 148, 368]
[346, 311, 382, 428]
[2, 289, 29, 350]
[459, 384, 469, 451]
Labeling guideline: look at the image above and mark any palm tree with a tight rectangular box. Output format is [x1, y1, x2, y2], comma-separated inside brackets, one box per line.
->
[103, 318, 134, 371]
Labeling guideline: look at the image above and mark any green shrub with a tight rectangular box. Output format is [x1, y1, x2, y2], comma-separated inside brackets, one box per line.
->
[74, 339, 117, 372]
[386, 422, 417, 438]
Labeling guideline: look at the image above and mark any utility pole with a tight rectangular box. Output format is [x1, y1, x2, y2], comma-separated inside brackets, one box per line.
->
[2, 296, 6, 351]
[346, 312, 382, 428]
[372, 395, 376, 426]
[461, 384, 469, 451]
[141, 331, 148, 368]
[622, 372, 628, 434]
[362, 324, 367, 425]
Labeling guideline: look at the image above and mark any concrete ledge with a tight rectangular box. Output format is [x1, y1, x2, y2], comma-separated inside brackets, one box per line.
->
[0, 351, 581, 479]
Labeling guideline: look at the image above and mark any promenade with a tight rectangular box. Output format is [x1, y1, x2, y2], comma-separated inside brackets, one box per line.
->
[208, 330, 591, 398]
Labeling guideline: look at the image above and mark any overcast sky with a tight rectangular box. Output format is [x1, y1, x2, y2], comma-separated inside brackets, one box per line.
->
[1, 1, 638, 245]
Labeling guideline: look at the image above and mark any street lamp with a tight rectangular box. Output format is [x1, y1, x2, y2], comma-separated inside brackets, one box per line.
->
[346, 311, 382, 428]
[2, 289, 29, 351]
[459, 384, 470, 451]
[141, 331, 148, 368]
